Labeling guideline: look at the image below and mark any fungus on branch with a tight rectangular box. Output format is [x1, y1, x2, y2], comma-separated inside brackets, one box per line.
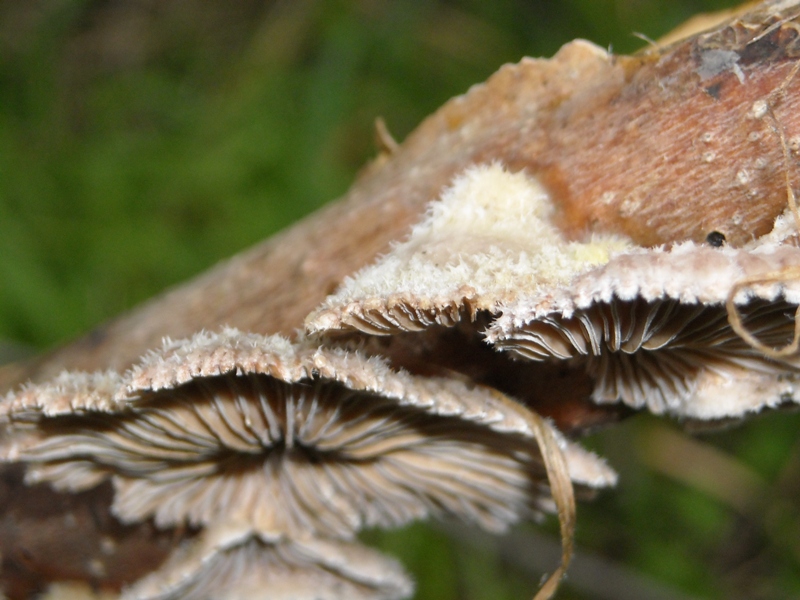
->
[488, 211, 800, 419]
[5, 2, 800, 598]
[304, 164, 637, 434]
[3, 329, 614, 535]
[1, 329, 614, 599]
[306, 164, 631, 338]
[307, 161, 800, 422]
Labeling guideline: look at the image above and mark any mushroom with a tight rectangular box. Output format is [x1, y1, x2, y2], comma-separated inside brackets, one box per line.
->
[123, 525, 414, 600]
[304, 163, 638, 434]
[1, 329, 615, 599]
[7, 3, 800, 597]
[487, 210, 800, 419]
[302, 164, 634, 435]
[2, 329, 615, 535]
[306, 162, 800, 422]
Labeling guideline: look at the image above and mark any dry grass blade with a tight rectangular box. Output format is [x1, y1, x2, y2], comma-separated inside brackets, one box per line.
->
[487, 389, 576, 600]
[726, 268, 800, 359]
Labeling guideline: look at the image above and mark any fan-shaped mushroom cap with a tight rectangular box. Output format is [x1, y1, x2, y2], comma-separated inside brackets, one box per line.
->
[303, 164, 642, 433]
[123, 525, 413, 600]
[1, 330, 616, 539]
[305, 162, 800, 421]
[306, 163, 631, 337]
[488, 213, 800, 419]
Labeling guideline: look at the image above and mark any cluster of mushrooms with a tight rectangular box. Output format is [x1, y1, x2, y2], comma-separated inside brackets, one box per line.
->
[4, 1, 800, 598]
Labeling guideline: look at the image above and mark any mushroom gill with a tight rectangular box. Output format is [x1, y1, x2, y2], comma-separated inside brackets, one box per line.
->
[488, 216, 800, 419]
[304, 163, 636, 432]
[490, 297, 800, 416]
[1, 330, 616, 539]
[306, 163, 800, 422]
[123, 526, 414, 600]
[19, 374, 546, 536]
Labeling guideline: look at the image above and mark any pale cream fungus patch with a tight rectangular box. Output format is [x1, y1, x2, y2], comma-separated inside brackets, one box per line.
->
[307, 163, 631, 335]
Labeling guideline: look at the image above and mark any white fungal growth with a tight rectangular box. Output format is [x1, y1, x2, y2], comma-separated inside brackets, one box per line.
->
[307, 163, 631, 335]
[697, 49, 744, 83]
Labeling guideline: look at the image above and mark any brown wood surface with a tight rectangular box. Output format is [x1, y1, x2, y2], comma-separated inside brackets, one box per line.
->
[0, 466, 179, 598]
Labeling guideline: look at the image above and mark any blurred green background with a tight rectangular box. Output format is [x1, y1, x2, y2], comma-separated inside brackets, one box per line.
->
[3, 0, 800, 599]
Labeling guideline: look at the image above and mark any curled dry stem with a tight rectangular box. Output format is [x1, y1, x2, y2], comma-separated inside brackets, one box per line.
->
[487, 389, 576, 600]
[727, 61, 800, 360]
[727, 268, 800, 359]
[374, 117, 399, 155]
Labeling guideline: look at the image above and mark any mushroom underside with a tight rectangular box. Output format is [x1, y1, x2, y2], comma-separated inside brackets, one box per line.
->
[331, 315, 635, 436]
[314, 292, 800, 421]
[14, 374, 553, 537]
[493, 297, 800, 415]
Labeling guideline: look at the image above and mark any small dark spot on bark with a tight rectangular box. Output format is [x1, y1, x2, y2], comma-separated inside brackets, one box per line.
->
[705, 82, 722, 100]
[706, 231, 726, 247]
[739, 37, 781, 64]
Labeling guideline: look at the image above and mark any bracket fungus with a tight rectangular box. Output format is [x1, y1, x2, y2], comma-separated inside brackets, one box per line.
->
[306, 163, 632, 337]
[304, 164, 640, 434]
[1, 329, 614, 599]
[5, 1, 800, 599]
[305, 164, 800, 422]
[487, 217, 800, 419]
